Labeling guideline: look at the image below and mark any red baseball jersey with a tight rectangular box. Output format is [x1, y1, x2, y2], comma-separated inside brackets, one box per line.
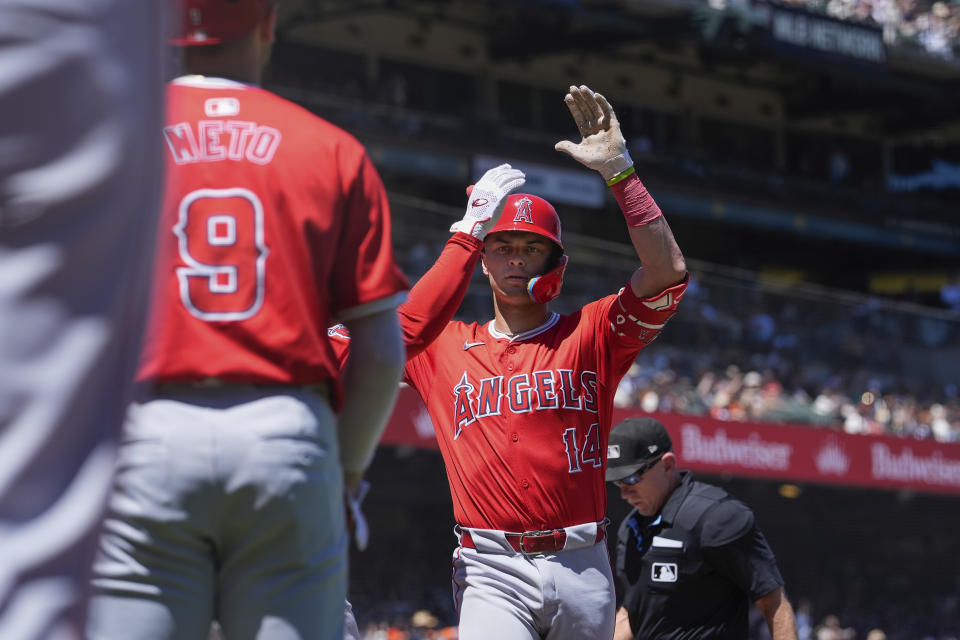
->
[329, 232, 483, 367]
[138, 76, 407, 406]
[404, 278, 688, 532]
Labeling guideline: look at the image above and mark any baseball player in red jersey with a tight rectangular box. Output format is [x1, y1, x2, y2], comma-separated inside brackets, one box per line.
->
[403, 85, 688, 640]
[87, 2, 408, 639]
[332, 164, 527, 640]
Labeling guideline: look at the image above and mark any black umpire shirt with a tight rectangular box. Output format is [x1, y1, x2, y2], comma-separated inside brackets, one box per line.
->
[615, 472, 784, 639]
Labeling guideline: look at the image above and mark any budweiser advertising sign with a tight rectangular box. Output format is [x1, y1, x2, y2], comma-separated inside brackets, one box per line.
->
[382, 387, 960, 495]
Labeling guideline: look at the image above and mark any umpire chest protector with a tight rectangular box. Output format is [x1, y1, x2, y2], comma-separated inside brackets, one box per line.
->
[615, 471, 772, 639]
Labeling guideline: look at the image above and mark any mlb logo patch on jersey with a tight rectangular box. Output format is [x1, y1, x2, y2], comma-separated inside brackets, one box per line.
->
[205, 97, 240, 117]
[651, 562, 678, 582]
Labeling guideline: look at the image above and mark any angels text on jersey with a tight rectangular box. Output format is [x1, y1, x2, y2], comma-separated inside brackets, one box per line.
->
[452, 368, 598, 437]
[451, 368, 608, 475]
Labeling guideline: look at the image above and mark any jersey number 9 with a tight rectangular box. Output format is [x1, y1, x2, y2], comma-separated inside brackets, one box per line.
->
[174, 188, 269, 322]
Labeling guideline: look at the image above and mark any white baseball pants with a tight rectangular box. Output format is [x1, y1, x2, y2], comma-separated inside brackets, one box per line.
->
[452, 532, 616, 640]
[87, 385, 347, 640]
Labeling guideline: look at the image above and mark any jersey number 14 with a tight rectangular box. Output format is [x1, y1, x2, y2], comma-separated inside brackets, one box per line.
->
[562, 423, 602, 473]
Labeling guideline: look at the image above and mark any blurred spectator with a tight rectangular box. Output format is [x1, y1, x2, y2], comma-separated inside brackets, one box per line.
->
[410, 609, 453, 640]
[796, 600, 815, 640]
[829, 149, 852, 184]
[941, 276, 960, 311]
[360, 612, 457, 640]
[815, 614, 857, 640]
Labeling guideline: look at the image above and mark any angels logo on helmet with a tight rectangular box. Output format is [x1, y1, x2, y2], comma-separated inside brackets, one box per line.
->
[513, 197, 534, 223]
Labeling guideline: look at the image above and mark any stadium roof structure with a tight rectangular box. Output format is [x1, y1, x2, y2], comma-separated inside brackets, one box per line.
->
[275, 0, 960, 141]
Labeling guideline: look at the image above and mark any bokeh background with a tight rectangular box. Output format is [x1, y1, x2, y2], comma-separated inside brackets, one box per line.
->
[262, 1, 960, 638]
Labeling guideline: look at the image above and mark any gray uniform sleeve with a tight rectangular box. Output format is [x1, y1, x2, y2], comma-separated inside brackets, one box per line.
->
[0, 1, 165, 636]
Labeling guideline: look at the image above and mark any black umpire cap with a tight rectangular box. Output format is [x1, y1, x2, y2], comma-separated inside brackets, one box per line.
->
[605, 417, 673, 482]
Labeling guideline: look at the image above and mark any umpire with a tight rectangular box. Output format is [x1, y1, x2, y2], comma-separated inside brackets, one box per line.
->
[606, 417, 798, 640]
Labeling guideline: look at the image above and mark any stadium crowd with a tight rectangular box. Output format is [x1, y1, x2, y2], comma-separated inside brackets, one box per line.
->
[772, 0, 960, 58]
[615, 352, 959, 440]
[609, 270, 960, 442]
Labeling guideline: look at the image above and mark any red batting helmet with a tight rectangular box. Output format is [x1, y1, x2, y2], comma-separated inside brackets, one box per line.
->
[170, 0, 274, 46]
[487, 193, 563, 249]
[485, 193, 567, 304]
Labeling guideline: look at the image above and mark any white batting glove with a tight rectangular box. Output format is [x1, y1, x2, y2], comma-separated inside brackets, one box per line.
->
[554, 85, 633, 182]
[450, 163, 526, 238]
[346, 480, 370, 551]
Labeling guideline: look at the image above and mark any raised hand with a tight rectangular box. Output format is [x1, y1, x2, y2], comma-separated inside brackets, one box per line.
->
[554, 85, 633, 182]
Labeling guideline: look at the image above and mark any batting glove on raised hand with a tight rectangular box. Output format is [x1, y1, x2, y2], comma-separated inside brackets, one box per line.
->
[450, 163, 526, 239]
[554, 85, 633, 182]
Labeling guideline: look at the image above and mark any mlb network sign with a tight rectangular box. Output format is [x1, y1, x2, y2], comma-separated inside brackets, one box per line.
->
[758, 1, 887, 64]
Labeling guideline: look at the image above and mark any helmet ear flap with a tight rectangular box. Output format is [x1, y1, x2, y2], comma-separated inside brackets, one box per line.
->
[527, 255, 568, 304]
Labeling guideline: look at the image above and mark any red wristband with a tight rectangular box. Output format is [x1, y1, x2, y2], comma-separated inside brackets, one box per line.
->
[611, 172, 662, 227]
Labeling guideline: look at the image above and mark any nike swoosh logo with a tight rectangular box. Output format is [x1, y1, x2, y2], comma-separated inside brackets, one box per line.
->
[462, 341, 486, 351]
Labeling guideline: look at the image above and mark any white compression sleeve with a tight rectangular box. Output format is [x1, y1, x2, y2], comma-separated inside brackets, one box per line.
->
[338, 307, 405, 473]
